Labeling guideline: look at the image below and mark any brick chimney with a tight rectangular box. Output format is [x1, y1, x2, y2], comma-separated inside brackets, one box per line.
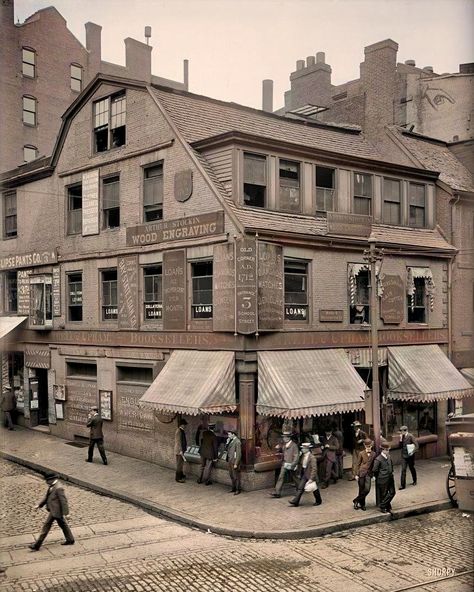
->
[0, 0, 14, 28]
[125, 37, 152, 83]
[289, 51, 332, 110]
[262, 79, 273, 112]
[85, 22, 102, 80]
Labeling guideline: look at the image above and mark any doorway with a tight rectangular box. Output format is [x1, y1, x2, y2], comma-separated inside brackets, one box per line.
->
[36, 369, 49, 425]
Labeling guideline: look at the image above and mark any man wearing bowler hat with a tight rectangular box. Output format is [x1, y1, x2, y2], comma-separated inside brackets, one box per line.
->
[226, 428, 242, 495]
[289, 442, 322, 507]
[86, 406, 108, 465]
[372, 441, 396, 513]
[197, 423, 218, 485]
[351, 421, 367, 480]
[29, 472, 75, 551]
[174, 418, 188, 483]
[352, 438, 376, 511]
[399, 425, 418, 489]
[270, 431, 299, 498]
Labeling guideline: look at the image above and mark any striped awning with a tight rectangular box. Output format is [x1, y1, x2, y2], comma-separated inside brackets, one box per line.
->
[257, 349, 367, 419]
[139, 350, 236, 415]
[460, 368, 474, 387]
[0, 316, 27, 341]
[387, 345, 474, 403]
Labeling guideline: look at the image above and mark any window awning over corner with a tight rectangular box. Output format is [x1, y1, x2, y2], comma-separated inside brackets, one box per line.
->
[257, 349, 367, 419]
[460, 368, 474, 387]
[139, 350, 236, 415]
[387, 345, 474, 403]
[0, 316, 27, 342]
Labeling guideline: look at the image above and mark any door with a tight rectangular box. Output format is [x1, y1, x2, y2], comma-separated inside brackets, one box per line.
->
[37, 368, 49, 425]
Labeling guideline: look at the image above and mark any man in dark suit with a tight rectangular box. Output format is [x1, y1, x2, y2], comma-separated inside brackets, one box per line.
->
[29, 472, 75, 550]
[320, 429, 339, 488]
[353, 438, 376, 511]
[289, 443, 322, 507]
[399, 425, 418, 489]
[197, 423, 218, 485]
[86, 406, 108, 465]
[174, 418, 188, 483]
[372, 442, 396, 513]
[351, 421, 368, 480]
[1, 384, 16, 430]
[332, 422, 344, 480]
[226, 429, 242, 495]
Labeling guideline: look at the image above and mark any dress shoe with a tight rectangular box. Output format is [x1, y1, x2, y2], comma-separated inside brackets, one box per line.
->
[412, 481, 417, 486]
[320, 483, 328, 489]
[228, 489, 236, 493]
[197, 479, 202, 484]
[288, 500, 299, 506]
[234, 490, 241, 496]
[398, 486, 405, 490]
[176, 479, 186, 483]
[103, 460, 108, 465]
[205, 481, 212, 486]
[85, 459, 92, 463]
[270, 493, 281, 498]
[313, 501, 322, 506]
[28, 544, 40, 551]
[360, 506, 366, 511]
[380, 508, 387, 513]
[353, 501, 359, 510]
[61, 541, 75, 546]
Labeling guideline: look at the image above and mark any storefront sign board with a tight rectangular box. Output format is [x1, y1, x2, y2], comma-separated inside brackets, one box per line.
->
[118, 255, 139, 329]
[381, 274, 405, 324]
[47, 369, 56, 424]
[213, 243, 235, 332]
[258, 242, 283, 330]
[319, 309, 344, 322]
[117, 383, 153, 432]
[174, 169, 193, 202]
[25, 347, 51, 368]
[17, 270, 32, 315]
[0, 251, 57, 271]
[163, 249, 186, 331]
[66, 380, 97, 424]
[235, 237, 257, 334]
[99, 390, 113, 421]
[52, 266, 61, 317]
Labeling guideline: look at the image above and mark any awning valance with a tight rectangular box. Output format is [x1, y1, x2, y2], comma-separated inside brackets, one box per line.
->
[139, 350, 236, 415]
[257, 349, 367, 419]
[387, 345, 474, 403]
[0, 316, 27, 342]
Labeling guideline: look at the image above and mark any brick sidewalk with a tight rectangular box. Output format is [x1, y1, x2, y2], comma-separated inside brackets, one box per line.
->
[0, 427, 452, 538]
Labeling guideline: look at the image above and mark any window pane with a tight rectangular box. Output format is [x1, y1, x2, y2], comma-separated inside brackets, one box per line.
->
[144, 167, 163, 206]
[410, 184, 425, 206]
[284, 260, 308, 321]
[103, 177, 120, 208]
[94, 99, 109, 128]
[354, 173, 372, 197]
[316, 167, 334, 189]
[111, 95, 126, 129]
[354, 196, 371, 215]
[23, 145, 38, 162]
[244, 153, 266, 185]
[384, 179, 400, 202]
[22, 48, 35, 77]
[383, 201, 400, 225]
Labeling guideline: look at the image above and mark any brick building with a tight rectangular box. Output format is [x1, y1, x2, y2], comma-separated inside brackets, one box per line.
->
[0, 0, 187, 174]
[1, 74, 473, 489]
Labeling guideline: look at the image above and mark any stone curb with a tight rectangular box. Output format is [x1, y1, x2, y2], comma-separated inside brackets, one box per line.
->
[1, 451, 453, 540]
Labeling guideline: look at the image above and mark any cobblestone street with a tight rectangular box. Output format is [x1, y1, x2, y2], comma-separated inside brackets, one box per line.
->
[1, 460, 472, 592]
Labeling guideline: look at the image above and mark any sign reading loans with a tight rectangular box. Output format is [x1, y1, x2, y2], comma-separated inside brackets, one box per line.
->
[381, 274, 405, 324]
[126, 211, 224, 246]
[163, 249, 186, 331]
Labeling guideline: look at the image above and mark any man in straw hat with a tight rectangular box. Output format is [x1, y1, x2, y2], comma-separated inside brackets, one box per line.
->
[289, 442, 322, 507]
[352, 438, 376, 511]
[372, 442, 396, 513]
[270, 431, 299, 498]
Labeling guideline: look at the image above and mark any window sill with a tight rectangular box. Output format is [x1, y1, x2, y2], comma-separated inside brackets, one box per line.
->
[2, 235, 18, 241]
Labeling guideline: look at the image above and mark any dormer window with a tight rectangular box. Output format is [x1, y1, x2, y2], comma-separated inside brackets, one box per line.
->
[353, 173, 372, 216]
[243, 152, 266, 208]
[93, 92, 126, 152]
[279, 159, 300, 213]
[316, 166, 335, 213]
[409, 183, 426, 228]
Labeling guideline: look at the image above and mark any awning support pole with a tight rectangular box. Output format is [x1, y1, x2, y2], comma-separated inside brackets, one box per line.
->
[368, 238, 382, 451]
[238, 371, 256, 466]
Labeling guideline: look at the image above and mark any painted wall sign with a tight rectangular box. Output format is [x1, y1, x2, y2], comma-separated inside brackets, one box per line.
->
[118, 255, 139, 330]
[17, 269, 32, 315]
[174, 169, 193, 202]
[258, 242, 283, 331]
[117, 383, 153, 432]
[327, 212, 372, 237]
[82, 169, 100, 236]
[0, 250, 57, 271]
[47, 369, 57, 425]
[235, 237, 257, 334]
[126, 211, 224, 247]
[25, 346, 51, 368]
[381, 274, 405, 324]
[66, 380, 97, 424]
[213, 243, 235, 332]
[162, 249, 186, 331]
[52, 266, 61, 317]
[319, 309, 344, 322]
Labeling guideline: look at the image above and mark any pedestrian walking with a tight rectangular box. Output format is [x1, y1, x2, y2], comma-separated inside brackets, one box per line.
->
[289, 443, 322, 507]
[197, 423, 218, 485]
[320, 429, 339, 488]
[270, 431, 299, 498]
[351, 421, 367, 479]
[399, 425, 418, 489]
[226, 429, 242, 495]
[1, 384, 16, 431]
[332, 422, 344, 479]
[29, 472, 75, 551]
[352, 438, 376, 511]
[174, 418, 188, 483]
[373, 442, 396, 513]
[85, 406, 108, 465]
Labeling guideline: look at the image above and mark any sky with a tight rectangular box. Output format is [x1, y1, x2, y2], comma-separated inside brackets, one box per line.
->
[15, 0, 474, 110]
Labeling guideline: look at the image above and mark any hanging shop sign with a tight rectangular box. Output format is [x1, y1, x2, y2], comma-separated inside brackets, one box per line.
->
[82, 169, 100, 236]
[380, 274, 405, 324]
[213, 243, 235, 332]
[258, 242, 283, 331]
[118, 255, 139, 330]
[99, 390, 113, 421]
[25, 346, 51, 369]
[52, 266, 61, 317]
[235, 237, 257, 334]
[162, 249, 186, 331]
[174, 169, 193, 202]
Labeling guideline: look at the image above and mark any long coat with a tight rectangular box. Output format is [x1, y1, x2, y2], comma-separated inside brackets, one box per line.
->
[1, 391, 16, 412]
[174, 426, 187, 456]
[200, 429, 218, 460]
[227, 437, 242, 468]
[372, 453, 394, 484]
[87, 414, 104, 440]
[38, 483, 69, 519]
[279, 440, 299, 469]
[355, 449, 376, 478]
[321, 434, 339, 462]
[298, 453, 317, 481]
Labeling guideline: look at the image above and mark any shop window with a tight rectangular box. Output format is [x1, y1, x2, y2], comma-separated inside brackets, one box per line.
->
[66, 361, 97, 379]
[315, 166, 335, 213]
[143, 164, 163, 222]
[349, 265, 370, 324]
[70, 64, 83, 92]
[409, 183, 426, 228]
[407, 277, 426, 323]
[3, 191, 17, 238]
[29, 275, 53, 329]
[7, 352, 25, 410]
[67, 184, 82, 235]
[353, 173, 372, 216]
[23, 145, 38, 163]
[116, 365, 153, 384]
[383, 178, 401, 225]
[243, 152, 266, 208]
[68, 273, 83, 322]
[5, 271, 18, 313]
[191, 261, 213, 319]
[385, 401, 436, 440]
[284, 260, 308, 321]
[22, 48, 36, 77]
[102, 176, 120, 229]
[144, 265, 162, 320]
[93, 92, 126, 152]
[101, 269, 118, 321]
[22, 95, 37, 126]
[279, 159, 300, 212]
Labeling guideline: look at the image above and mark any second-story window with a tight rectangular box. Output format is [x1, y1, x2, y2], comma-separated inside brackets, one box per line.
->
[353, 173, 372, 216]
[143, 164, 163, 221]
[284, 260, 308, 321]
[3, 191, 17, 239]
[68, 273, 83, 322]
[316, 166, 335, 213]
[144, 265, 162, 320]
[349, 265, 370, 324]
[5, 271, 18, 313]
[70, 64, 83, 92]
[23, 145, 38, 163]
[409, 183, 426, 228]
[101, 269, 118, 321]
[22, 96, 37, 126]
[102, 176, 120, 229]
[22, 48, 36, 77]
[243, 152, 266, 208]
[279, 160, 301, 212]
[191, 261, 213, 319]
[383, 178, 401, 225]
[30, 275, 53, 328]
[67, 184, 82, 235]
[93, 92, 126, 152]
[407, 277, 426, 323]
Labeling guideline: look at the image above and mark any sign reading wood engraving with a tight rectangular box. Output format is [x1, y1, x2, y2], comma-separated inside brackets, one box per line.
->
[163, 249, 186, 331]
[319, 309, 344, 322]
[327, 212, 372, 237]
[235, 237, 257, 334]
[82, 169, 100, 236]
[25, 346, 51, 368]
[118, 255, 139, 329]
[117, 383, 153, 432]
[17, 269, 32, 315]
[174, 169, 193, 202]
[213, 243, 235, 332]
[52, 266, 61, 317]
[66, 380, 97, 424]
[0, 250, 57, 271]
[258, 242, 283, 330]
[381, 274, 405, 324]
[126, 211, 224, 247]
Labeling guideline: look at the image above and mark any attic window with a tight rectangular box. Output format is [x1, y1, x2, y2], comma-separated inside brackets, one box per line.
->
[93, 92, 126, 152]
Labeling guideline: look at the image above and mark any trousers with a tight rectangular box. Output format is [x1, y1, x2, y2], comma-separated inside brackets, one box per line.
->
[400, 456, 417, 487]
[377, 476, 395, 511]
[3, 411, 14, 430]
[229, 463, 241, 492]
[353, 475, 372, 508]
[199, 458, 214, 483]
[175, 455, 185, 481]
[274, 466, 299, 495]
[88, 438, 107, 463]
[34, 513, 74, 548]
[290, 476, 322, 506]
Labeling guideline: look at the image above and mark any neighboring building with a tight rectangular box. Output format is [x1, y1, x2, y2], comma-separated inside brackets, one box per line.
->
[0, 0, 187, 173]
[1, 75, 473, 488]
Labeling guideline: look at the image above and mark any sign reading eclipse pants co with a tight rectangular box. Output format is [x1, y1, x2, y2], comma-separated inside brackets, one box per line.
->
[163, 249, 186, 330]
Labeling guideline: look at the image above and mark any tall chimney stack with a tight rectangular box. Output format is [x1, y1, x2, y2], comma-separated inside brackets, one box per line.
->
[183, 59, 189, 90]
[262, 79, 273, 113]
